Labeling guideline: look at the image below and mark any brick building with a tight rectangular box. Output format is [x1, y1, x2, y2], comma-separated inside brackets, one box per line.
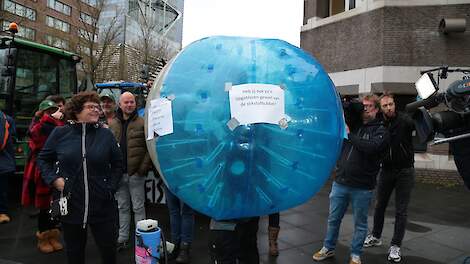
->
[1, 0, 98, 52]
[301, 0, 470, 184]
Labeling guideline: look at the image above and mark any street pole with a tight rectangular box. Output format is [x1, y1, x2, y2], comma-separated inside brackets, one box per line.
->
[119, 14, 128, 81]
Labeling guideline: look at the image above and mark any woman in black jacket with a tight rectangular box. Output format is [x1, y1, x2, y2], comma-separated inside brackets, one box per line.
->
[37, 92, 123, 264]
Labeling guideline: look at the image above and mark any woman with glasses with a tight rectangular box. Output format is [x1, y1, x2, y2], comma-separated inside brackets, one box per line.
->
[37, 92, 123, 264]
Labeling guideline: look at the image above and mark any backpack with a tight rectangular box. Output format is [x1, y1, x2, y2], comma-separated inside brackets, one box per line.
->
[0, 112, 10, 151]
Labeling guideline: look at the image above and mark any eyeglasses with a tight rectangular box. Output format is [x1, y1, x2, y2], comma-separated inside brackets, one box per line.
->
[83, 104, 101, 111]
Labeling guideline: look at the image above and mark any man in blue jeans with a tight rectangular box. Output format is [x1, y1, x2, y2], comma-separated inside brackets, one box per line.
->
[313, 94, 389, 264]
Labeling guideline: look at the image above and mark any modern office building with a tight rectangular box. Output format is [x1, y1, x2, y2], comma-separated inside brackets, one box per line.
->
[301, 0, 470, 183]
[1, 0, 99, 51]
[96, 0, 184, 82]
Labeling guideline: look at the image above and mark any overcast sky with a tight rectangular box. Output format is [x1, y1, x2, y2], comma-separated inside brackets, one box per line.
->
[182, 0, 304, 48]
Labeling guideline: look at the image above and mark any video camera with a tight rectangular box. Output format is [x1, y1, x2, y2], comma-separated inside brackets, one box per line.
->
[341, 96, 364, 134]
[405, 66, 470, 189]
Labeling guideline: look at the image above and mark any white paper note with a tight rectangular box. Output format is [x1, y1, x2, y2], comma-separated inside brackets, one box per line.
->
[229, 83, 285, 126]
[147, 98, 174, 140]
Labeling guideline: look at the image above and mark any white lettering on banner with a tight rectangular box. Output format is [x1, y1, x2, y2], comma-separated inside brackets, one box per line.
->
[147, 98, 174, 140]
[229, 83, 285, 126]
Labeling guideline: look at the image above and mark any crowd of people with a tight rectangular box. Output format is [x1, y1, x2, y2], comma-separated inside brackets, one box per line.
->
[0, 90, 416, 264]
[313, 93, 415, 264]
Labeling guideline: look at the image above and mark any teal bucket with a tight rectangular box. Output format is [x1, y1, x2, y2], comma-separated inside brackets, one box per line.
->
[135, 226, 161, 264]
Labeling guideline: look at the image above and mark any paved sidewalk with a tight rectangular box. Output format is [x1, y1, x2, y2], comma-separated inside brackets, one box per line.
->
[1, 178, 469, 264]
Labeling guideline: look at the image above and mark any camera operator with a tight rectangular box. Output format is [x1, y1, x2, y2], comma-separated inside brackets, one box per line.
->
[313, 94, 389, 264]
[405, 70, 470, 190]
[364, 93, 415, 263]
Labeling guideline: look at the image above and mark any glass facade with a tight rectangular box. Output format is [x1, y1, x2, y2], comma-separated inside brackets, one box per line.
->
[99, 0, 183, 54]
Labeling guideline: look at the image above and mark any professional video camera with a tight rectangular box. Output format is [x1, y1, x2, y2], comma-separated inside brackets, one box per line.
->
[405, 66, 470, 189]
[341, 96, 364, 134]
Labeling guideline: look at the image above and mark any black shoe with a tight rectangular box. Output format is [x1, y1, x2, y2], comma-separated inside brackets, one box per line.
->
[117, 241, 128, 252]
[175, 242, 190, 264]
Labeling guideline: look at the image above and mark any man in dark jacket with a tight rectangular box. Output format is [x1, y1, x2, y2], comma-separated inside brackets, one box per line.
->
[364, 93, 415, 263]
[0, 111, 15, 223]
[109, 92, 152, 250]
[313, 94, 389, 264]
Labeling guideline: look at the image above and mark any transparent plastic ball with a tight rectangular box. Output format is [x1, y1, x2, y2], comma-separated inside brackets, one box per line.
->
[146, 36, 345, 220]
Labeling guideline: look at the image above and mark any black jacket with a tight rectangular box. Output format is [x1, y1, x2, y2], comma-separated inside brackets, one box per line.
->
[37, 122, 123, 225]
[335, 118, 389, 190]
[382, 112, 415, 170]
[0, 112, 15, 174]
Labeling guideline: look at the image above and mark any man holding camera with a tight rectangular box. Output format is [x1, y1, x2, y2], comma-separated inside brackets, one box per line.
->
[364, 93, 415, 263]
[313, 94, 389, 264]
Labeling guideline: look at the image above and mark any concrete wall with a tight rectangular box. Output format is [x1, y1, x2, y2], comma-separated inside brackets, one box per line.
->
[301, 4, 470, 73]
[300, 2, 470, 178]
[383, 5, 470, 67]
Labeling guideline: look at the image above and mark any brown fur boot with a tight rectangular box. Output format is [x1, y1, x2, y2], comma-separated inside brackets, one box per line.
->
[48, 229, 64, 251]
[268, 226, 280, 256]
[36, 231, 54, 253]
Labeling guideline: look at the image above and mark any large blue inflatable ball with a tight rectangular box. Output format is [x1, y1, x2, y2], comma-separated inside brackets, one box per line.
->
[145, 36, 345, 220]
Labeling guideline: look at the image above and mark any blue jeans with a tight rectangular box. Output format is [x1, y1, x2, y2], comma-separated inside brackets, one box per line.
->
[164, 185, 194, 244]
[324, 182, 373, 256]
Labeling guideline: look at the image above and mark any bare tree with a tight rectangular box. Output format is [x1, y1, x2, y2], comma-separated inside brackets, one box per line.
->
[132, 1, 160, 65]
[130, 0, 179, 74]
[76, 0, 123, 84]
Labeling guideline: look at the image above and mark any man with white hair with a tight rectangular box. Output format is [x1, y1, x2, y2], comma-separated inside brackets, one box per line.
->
[109, 92, 152, 251]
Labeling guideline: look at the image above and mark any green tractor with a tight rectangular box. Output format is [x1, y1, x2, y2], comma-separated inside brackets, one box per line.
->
[0, 25, 81, 175]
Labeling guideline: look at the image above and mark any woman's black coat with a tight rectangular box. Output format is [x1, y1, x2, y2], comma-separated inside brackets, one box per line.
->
[38, 122, 123, 225]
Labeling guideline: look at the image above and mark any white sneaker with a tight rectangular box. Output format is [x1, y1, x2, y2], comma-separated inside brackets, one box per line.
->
[388, 245, 401, 262]
[364, 234, 382, 247]
[349, 254, 361, 264]
[312, 246, 335, 261]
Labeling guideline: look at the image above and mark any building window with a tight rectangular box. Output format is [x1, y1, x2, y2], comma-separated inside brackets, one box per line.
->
[77, 45, 97, 56]
[45, 35, 69, 50]
[3, 0, 36, 21]
[46, 16, 70, 32]
[78, 29, 98, 42]
[80, 12, 95, 25]
[81, 0, 97, 7]
[77, 45, 91, 56]
[47, 0, 71, 15]
[349, 0, 356, 9]
[2, 21, 36, 40]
